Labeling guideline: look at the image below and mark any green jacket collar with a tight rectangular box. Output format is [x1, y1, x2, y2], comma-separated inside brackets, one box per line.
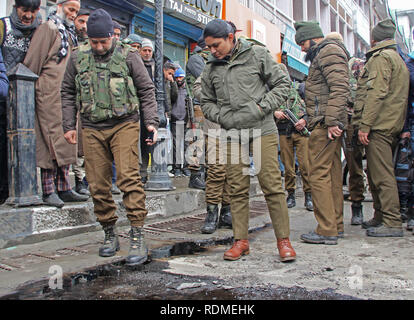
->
[207, 38, 252, 64]
[366, 39, 397, 62]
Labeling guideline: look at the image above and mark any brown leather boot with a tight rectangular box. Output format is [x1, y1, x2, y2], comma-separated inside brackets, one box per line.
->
[277, 238, 296, 262]
[223, 240, 249, 261]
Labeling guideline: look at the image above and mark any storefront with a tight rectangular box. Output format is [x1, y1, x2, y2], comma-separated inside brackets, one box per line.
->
[22, 0, 223, 68]
[129, 0, 223, 68]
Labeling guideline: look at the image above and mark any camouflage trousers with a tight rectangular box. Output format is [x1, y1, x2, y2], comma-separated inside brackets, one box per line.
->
[186, 105, 205, 172]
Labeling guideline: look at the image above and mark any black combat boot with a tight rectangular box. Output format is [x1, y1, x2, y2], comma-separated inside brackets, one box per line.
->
[400, 205, 409, 222]
[218, 204, 232, 229]
[75, 178, 90, 196]
[99, 224, 120, 257]
[126, 226, 148, 266]
[286, 191, 296, 208]
[351, 202, 363, 225]
[304, 192, 313, 211]
[406, 206, 414, 231]
[58, 189, 89, 202]
[201, 204, 219, 234]
[361, 215, 382, 229]
[188, 171, 205, 190]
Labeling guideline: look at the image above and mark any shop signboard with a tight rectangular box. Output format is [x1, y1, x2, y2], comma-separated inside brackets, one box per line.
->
[164, 0, 223, 25]
[282, 24, 309, 75]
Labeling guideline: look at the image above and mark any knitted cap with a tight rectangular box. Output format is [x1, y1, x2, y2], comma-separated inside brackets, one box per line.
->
[112, 20, 122, 30]
[125, 33, 142, 44]
[372, 18, 396, 42]
[294, 21, 324, 45]
[141, 38, 154, 50]
[174, 67, 185, 78]
[77, 8, 90, 17]
[87, 8, 114, 38]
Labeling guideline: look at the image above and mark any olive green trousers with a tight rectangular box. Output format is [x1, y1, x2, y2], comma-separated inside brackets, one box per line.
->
[308, 125, 344, 236]
[226, 134, 290, 240]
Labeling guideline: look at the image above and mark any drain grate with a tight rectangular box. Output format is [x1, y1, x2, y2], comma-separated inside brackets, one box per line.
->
[145, 215, 205, 234]
[145, 201, 268, 235]
[0, 263, 13, 272]
[56, 247, 88, 256]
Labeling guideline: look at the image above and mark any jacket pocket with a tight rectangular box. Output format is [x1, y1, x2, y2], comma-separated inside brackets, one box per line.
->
[236, 99, 265, 129]
[218, 106, 236, 130]
[110, 76, 128, 117]
[75, 73, 94, 116]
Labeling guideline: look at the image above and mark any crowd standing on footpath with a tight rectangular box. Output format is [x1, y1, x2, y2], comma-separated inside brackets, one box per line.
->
[0, 0, 413, 266]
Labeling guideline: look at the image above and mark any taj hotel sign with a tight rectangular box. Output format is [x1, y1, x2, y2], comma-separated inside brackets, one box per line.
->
[164, 0, 222, 25]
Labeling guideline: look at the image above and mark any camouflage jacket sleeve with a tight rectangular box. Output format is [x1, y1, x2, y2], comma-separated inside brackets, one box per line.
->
[193, 76, 202, 102]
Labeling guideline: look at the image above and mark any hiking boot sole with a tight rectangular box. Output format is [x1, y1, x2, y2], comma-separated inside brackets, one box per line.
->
[223, 250, 250, 261]
[300, 235, 338, 245]
[361, 222, 382, 229]
[280, 255, 296, 262]
[125, 254, 148, 266]
[366, 230, 403, 237]
[201, 228, 217, 234]
[99, 243, 120, 257]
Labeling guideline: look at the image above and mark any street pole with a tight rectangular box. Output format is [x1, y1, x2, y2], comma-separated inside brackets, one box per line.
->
[145, 0, 175, 191]
[6, 63, 42, 207]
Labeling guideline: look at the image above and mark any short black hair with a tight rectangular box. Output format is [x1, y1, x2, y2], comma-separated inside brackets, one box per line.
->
[163, 61, 177, 71]
[203, 19, 237, 41]
[15, 0, 41, 10]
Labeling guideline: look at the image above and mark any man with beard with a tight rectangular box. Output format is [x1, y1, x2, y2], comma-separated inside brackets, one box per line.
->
[61, 9, 159, 265]
[353, 19, 409, 237]
[74, 8, 89, 43]
[112, 20, 122, 41]
[0, 0, 42, 204]
[24, 0, 89, 208]
[71, 8, 90, 196]
[139, 38, 155, 184]
[294, 21, 350, 245]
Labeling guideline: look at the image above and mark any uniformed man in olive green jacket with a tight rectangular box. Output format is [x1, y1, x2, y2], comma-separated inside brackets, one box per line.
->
[352, 19, 410, 237]
[294, 21, 350, 245]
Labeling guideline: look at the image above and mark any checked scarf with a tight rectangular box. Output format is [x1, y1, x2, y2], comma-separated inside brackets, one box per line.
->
[47, 12, 78, 64]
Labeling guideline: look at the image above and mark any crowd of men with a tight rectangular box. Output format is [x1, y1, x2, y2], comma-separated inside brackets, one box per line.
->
[0, 0, 413, 266]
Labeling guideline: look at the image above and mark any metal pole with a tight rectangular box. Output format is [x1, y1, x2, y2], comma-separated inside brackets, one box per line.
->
[145, 0, 175, 191]
[6, 63, 42, 207]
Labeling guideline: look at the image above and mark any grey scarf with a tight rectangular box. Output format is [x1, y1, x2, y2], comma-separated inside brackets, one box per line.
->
[9, 6, 42, 38]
